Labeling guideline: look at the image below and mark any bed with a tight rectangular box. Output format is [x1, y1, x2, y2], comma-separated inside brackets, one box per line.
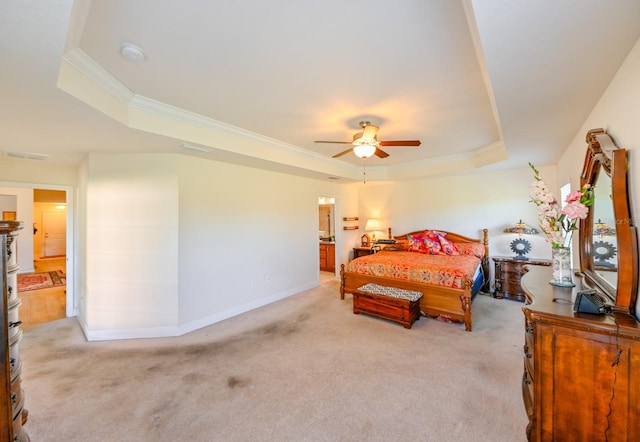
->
[340, 228, 489, 331]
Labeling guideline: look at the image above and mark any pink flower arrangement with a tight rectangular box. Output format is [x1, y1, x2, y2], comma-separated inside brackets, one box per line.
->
[529, 163, 594, 248]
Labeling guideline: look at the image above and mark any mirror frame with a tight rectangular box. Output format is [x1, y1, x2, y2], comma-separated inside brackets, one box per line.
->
[579, 128, 638, 315]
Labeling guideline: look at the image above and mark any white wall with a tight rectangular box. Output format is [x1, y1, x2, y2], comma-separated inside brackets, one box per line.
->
[357, 165, 558, 260]
[80, 152, 359, 340]
[83, 154, 180, 338]
[0, 187, 35, 273]
[176, 156, 357, 327]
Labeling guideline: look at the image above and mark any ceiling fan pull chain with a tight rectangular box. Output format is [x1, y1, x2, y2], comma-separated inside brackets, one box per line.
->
[362, 160, 367, 184]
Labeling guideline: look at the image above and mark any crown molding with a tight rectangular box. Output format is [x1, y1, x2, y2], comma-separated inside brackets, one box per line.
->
[58, 49, 506, 182]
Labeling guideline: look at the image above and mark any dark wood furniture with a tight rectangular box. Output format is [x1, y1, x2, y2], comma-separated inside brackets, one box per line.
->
[519, 129, 639, 441]
[493, 256, 550, 301]
[319, 242, 335, 272]
[352, 246, 375, 259]
[341, 228, 489, 331]
[521, 266, 640, 441]
[0, 221, 28, 441]
[352, 284, 422, 329]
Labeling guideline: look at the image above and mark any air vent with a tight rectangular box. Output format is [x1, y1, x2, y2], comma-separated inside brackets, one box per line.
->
[179, 143, 210, 153]
[6, 151, 50, 160]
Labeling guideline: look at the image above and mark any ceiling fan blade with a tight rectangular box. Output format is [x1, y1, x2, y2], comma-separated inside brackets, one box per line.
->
[379, 140, 421, 147]
[332, 148, 355, 158]
[374, 147, 390, 158]
[314, 140, 353, 144]
[361, 124, 379, 141]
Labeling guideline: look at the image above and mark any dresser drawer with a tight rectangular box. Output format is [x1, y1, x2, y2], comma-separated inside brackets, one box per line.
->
[500, 280, 523, 294]
[10, 379, 23, 419]
[8, 297, 22, 341]
[500, 263, 527, 276]
[7, 271, 17, 302]
[9, 329, 22, 378]
[522, 367, 534, 418]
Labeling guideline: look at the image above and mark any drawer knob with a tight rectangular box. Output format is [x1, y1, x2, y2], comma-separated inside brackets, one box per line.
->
[9, 321, 22, 328]
[524, 344, 532, 359]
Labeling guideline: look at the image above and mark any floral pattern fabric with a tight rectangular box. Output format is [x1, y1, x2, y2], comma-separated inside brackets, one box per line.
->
[347, 249, 482, 289]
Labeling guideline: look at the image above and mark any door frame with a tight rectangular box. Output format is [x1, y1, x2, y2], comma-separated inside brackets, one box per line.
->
[0, 181, 75, 318]
[318, 195, 339, 278]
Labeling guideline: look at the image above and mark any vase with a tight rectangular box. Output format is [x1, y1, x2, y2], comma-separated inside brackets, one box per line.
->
[550, 246, 575, 287]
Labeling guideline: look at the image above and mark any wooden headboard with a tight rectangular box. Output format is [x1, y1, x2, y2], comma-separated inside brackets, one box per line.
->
[389, 227, 490, 266]
[393, 228, 488, 245]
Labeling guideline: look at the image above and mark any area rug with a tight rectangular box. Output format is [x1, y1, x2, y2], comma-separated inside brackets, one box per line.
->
[17, 270, 66, 292]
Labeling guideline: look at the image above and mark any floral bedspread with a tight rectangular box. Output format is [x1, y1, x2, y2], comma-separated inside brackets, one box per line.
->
[347, 250, 481, 289]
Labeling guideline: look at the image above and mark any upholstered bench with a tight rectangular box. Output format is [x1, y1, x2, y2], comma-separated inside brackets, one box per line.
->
[352, 283, 423, 329]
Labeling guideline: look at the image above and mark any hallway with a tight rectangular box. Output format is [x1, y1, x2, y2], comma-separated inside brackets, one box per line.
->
[19, 257, 66, 327]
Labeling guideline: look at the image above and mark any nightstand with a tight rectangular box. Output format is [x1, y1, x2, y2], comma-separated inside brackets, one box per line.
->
[492, 256, 551, 301]
[353, 246, 375, 259]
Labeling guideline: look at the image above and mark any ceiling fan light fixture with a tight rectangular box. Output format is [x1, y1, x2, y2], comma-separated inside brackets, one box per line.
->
[353, 144, 376, 158]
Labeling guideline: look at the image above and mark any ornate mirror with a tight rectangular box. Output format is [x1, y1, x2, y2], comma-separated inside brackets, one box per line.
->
[579, 129, 638, 315]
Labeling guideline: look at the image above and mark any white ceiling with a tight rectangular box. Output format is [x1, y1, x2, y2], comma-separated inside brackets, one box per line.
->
[2, 0, 640, 182]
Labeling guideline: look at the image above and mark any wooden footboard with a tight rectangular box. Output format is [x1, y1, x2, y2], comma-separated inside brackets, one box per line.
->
[340, 265, 475, 331]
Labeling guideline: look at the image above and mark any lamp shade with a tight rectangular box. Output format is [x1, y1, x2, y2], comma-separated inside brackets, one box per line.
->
[503, 219, 539, 235]
[594, 219, 616, 237]
[364, 218, 381, 232]
[353, 144, 376, 158]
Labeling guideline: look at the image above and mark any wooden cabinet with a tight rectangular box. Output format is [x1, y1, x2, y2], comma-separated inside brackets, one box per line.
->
[493, 256, 550, 301]
[0, 221, 29, 441]
[319, 242, 335, 272]
[521, 266, 640, 441]
[352, 247, 375, 260]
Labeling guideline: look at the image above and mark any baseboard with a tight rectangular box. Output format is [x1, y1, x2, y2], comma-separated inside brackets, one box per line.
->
[82, 281, 318, 341]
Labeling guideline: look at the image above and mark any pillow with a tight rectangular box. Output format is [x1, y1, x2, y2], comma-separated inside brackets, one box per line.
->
[407, 233, 428, 253]
[436, 235, 460, 255]
[454, 243, 485, 259]
[421, 234, 444, 255]
[424, 230, 459, 255]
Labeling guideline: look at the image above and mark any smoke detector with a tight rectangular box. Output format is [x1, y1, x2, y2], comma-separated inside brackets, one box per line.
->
[120, 42, 146, 62]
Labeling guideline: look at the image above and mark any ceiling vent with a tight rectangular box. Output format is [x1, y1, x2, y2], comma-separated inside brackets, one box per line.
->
[179, 143, 210, 153]
[5, 151, 50, 160]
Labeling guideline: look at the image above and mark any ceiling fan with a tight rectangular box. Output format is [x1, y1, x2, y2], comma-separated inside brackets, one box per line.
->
[314, 121, 421, 159]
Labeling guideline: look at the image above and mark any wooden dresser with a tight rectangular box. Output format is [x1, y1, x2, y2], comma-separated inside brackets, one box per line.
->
[493, 256, 551, 301]
[521, 266, 640, 441]
[319, 242, 335, 272]
[0, 221, 29, 441]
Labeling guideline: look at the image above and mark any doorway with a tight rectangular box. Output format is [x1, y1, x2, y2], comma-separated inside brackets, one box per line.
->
[22, 189, 68, 325]
[0, 183, 73, 326]
[318, 196, 336, 279]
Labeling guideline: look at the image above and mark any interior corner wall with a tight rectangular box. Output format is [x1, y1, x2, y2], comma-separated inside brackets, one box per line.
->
[81, 152, 359, 340]
[83, 153, 180, 340]
[75, 159, 89, 333]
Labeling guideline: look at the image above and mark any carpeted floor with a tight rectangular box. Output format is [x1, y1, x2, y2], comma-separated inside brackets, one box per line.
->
[20, 280, 528, 441]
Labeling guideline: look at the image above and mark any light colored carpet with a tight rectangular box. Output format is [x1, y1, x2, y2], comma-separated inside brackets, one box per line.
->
[20, 279, 528, 441]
